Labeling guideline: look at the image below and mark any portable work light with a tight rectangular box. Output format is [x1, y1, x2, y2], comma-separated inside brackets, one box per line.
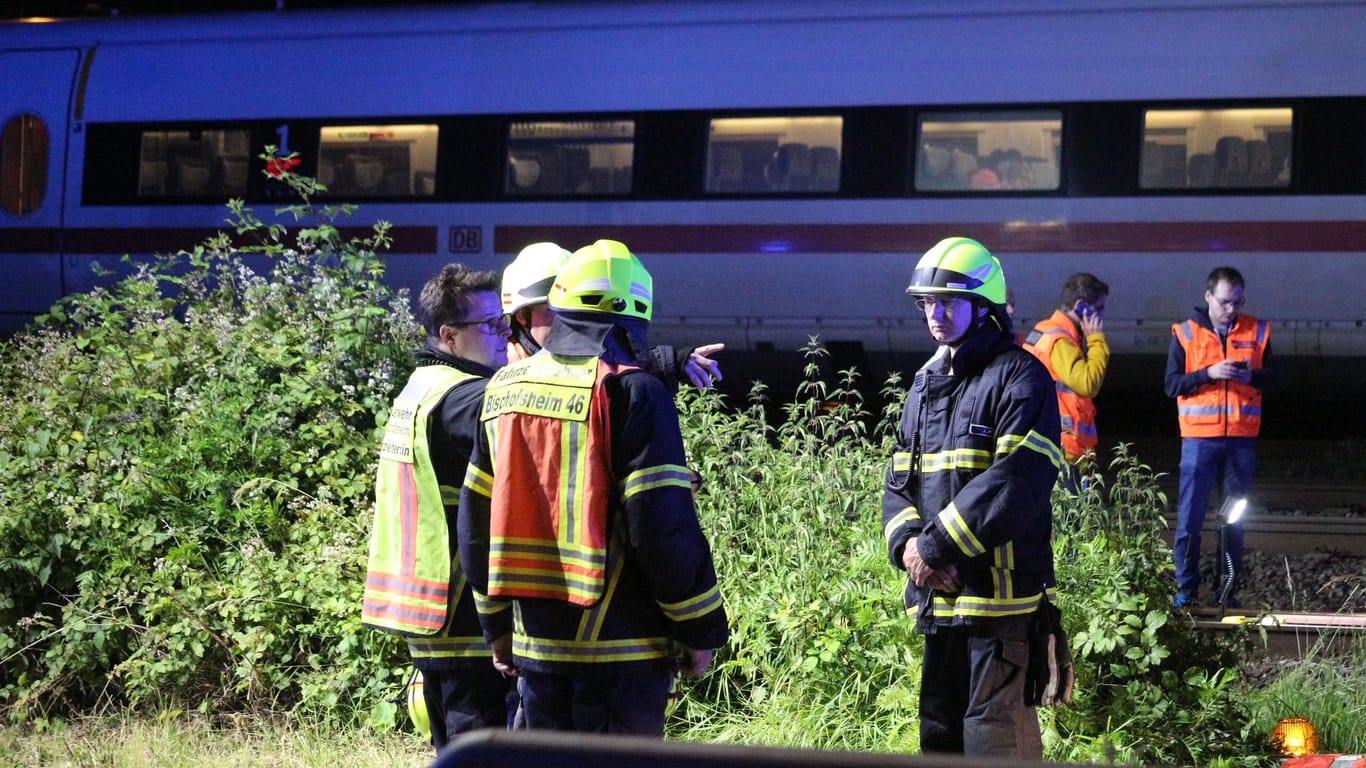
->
[1214, 496, 1247, 617]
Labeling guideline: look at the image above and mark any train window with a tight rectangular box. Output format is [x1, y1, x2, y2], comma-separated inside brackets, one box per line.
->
[1141, 107, 1292, 189]
[317, 124, 439, 197]
[915, 110, 1061, 192]
[504, 120, 635, 196]
[1, 114, 49, 216]
[706, 116, 842, 194]
[136, 129, 250, 198]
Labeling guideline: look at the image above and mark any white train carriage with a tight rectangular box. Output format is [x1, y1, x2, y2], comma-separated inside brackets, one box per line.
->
[3, 0, 1364, 395]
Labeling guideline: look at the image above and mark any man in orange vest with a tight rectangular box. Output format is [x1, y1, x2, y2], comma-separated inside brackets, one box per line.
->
[1165, 266, 1276, 608]
[1023, 273, 1111, 474]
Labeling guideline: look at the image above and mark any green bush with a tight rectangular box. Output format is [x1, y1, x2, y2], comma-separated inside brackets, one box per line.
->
[0, 151, 415, 725]
[4, 157, 1348, 761]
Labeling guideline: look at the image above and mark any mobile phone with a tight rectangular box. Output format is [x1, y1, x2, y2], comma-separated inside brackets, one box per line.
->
[1075, 300, 1094, 318]
[1231, 360, 1248, 370]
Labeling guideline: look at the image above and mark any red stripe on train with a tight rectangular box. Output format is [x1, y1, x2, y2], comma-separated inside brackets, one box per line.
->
[495, 221, 1366, 254]
[4, 221, 1364, 255]
[0, 226, 438, 254]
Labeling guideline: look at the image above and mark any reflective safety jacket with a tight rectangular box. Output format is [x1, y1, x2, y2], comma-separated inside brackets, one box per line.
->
[1023, 309, 1108, 460]
[460, 332, 728, 674]
[364, 352, 498, 668]
[1170, 313, 1270, 438]
[882, 328, 1064, 630]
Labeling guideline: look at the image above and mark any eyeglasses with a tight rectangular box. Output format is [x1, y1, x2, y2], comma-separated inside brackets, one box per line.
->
[1211, 296, 1246, 310]
[914, 295, 967, 312]
[445, 314, 511, 336]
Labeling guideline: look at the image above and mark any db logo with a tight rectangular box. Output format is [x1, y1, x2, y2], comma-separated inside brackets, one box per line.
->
[449, 227, 482, 253]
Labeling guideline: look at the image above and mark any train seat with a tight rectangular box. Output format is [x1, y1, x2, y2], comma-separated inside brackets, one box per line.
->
[948, 147, 977, 189]
[219, 156, 248, 194]
[138, 160, 168, 196]
[1214, 136, 1248, 187]
[415, 171, 436, 195]
[809, 145, 839, 191]
[317, 159, 337, 188]
[1188, 153, 1215, 187]
[709, 147, 744, 192]
[765, 142, 811, 191]
[347, 154, 385, 192]
[173, 157, 211, 194]
[1245, 139, 1273, 185]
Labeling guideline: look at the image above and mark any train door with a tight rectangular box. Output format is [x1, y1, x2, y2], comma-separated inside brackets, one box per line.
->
[0, 48, 80, 335]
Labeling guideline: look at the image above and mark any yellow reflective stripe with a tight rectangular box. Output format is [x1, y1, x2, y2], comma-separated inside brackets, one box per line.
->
[659, 584, 724, 623]
[464, 463, 493, 499]
[407, 635, 490, 659]
[993, 542, 1015, 570]
[489, 571, 605, 603]
[473, 590, 510, 616]
[883, 506, 920, 543]
[998, 430, 1065, 468]
[930, 592, 1044, 618]
[621, 464, 693, 500]
[439, 483, 459, 506]
[491, 538, 608, 570]
[937, 502, 986, 558]
[891, 451, 913, 473]
[920, 448, 991, 473]
[513, 634, 672, 664]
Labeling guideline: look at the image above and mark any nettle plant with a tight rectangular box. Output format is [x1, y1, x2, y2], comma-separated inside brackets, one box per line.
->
[0, 149, 417, 725]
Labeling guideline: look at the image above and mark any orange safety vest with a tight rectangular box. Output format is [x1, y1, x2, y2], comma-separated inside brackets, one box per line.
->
[1024, 309, 1098, 460]
[478, 352, 637, 607]
[1172, 315, 1269, 438]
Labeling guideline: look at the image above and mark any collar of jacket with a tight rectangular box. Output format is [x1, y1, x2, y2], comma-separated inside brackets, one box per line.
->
[411, 345, 498, 377]
[945, 327, 1017, 377]
[544, 313, 649, 366]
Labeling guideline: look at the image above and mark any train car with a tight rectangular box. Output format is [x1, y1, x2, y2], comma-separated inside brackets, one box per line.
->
[2, 0, 1364, 434]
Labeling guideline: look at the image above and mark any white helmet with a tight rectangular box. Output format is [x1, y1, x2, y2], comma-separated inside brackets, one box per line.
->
[502, 242, 571, 314]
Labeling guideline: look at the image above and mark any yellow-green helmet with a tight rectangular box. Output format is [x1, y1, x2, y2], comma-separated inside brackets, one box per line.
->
[406, 670, 431, 741]
[503, 242, 572, 313]
[550, 239, 653, 321]
[906, 236, 1008, 306]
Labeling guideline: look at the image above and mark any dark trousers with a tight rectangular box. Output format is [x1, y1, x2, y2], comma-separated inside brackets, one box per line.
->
[423, 661, 518, 751]
[919, 617, 1042, 759]
[1173, 437, 1255, 601]
[519, 662, 674, 736]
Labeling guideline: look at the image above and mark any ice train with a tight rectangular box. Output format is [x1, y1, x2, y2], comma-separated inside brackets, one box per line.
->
[2, 0, 1364, 423]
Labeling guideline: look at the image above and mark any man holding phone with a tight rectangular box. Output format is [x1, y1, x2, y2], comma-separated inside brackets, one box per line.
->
[1164, 266, 1276, 608]
[1024, 273, 1112, 470]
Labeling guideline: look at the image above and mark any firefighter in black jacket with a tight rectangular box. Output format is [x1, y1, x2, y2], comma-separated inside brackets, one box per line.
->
[460, 240, 727, 736]
[882, 237, 1064, 758]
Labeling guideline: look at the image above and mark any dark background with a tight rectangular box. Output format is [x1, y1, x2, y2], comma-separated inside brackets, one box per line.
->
[2, 0, 468, 21]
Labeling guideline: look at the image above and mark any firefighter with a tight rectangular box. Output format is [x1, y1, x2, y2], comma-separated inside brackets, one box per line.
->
[460, 239, 729, 735]
[361, 264, 517, 750]
[882, 237, 1064, 758]
[501, 240, 726, 387]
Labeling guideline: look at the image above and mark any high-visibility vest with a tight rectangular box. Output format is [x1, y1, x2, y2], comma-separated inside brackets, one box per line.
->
[478, 352, 635, 607]
[1024, 310, 1098, 460]
[362, 364, 476, 635]
[1172, 315, 1269, 438]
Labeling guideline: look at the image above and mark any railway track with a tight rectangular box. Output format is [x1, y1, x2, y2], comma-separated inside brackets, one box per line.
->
[1190, 608, 1366, 657]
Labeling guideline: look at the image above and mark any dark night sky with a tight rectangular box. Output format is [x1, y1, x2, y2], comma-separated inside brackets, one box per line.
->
[1, 0, 478, 21]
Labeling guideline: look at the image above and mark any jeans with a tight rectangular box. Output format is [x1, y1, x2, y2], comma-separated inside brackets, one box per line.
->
[1172, 437, 1256, 602]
